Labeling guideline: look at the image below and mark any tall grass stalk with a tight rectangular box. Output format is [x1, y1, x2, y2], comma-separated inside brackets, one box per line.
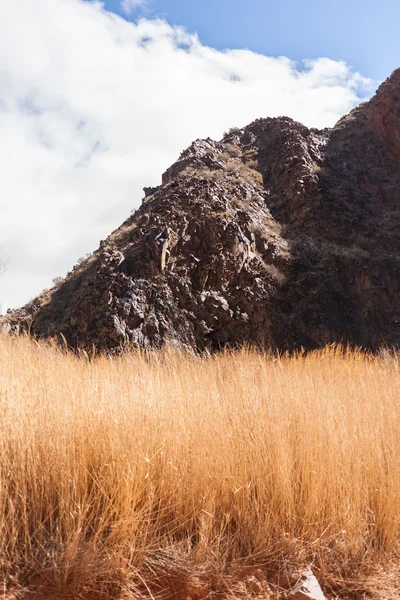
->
[0, 334, 399, 596]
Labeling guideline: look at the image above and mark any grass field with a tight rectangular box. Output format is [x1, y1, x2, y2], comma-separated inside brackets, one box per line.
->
[0, 334, 400, 599]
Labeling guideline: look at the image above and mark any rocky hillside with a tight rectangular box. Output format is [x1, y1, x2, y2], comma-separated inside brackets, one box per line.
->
[4, 69, 400, 351]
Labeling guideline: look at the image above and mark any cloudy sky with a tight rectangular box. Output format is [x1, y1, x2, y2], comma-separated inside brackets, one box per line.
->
[1, 0, 398, 311]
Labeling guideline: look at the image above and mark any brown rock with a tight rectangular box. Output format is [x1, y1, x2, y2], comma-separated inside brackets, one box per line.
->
[253, 568, 265, 581]
[4, 69, 400, 352]
[245, 575, 263, 594]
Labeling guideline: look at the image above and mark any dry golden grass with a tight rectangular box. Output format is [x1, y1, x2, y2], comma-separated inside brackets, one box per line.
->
[0, 334, 400, 598]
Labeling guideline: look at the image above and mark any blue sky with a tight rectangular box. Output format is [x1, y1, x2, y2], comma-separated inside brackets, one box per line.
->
[105, 0, 400, 80]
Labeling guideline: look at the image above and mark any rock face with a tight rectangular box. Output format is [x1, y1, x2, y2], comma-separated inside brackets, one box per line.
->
[5, 70, 400, 351]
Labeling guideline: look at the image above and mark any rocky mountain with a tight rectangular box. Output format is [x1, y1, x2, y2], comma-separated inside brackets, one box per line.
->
[4, 69, 400, 351]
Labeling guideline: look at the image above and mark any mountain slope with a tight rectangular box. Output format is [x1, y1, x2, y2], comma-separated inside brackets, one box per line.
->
[4, 69, 400, 351]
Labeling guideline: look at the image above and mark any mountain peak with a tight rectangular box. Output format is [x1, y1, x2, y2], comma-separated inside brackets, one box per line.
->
[365, 68, 400, 162]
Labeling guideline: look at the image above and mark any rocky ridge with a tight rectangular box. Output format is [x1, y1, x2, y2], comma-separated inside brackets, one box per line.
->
[4, 69, 400, 351]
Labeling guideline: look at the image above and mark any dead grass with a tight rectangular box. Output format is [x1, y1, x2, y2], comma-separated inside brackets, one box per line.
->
[0, 335, 400, 599]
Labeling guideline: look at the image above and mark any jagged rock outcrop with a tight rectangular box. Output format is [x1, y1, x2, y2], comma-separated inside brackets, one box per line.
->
[4, 69, 400, 351]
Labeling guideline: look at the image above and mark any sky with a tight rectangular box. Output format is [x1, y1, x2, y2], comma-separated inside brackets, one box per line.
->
[108, 0, 400, 81]
[0, 0, 398, 311]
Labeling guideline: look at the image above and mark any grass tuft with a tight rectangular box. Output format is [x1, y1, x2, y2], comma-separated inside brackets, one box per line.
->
[0, 335, 400, 598]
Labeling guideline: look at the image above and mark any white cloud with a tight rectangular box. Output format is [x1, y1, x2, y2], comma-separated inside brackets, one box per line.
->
[121, 0, 148, 15]
[0, 0, 373, 311]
